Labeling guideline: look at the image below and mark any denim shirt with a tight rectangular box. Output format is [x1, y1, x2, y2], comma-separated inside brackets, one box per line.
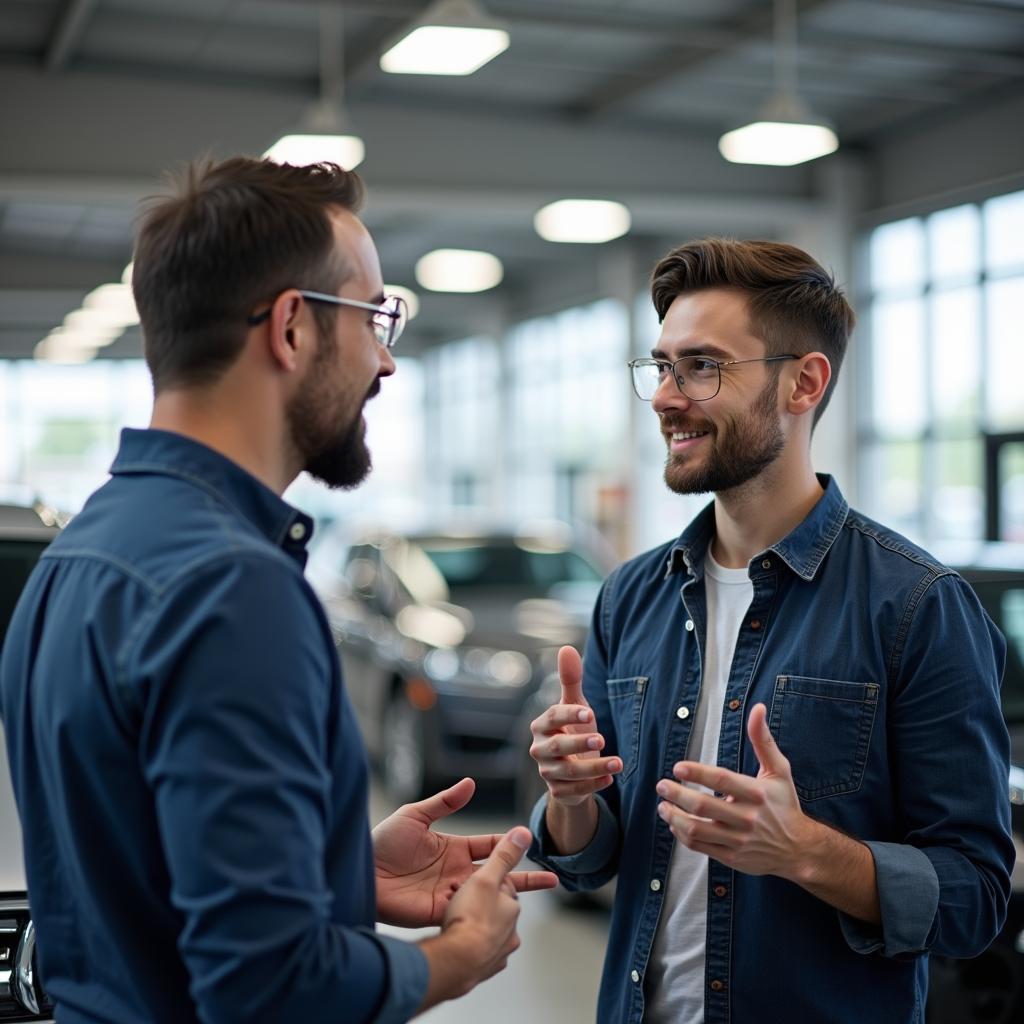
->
[530, 476, 1014, 1024]
[0, 429, 428, 1024]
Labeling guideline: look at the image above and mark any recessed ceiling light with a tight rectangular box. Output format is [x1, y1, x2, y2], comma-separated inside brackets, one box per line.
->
[415, 249, 504, 293]
[381, 0, 509, 76]
[35, 334, 97, 363]
[534, 199, 631, 243]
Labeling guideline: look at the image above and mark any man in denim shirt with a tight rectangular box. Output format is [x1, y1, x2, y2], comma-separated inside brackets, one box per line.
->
[528, 238, 1014, 1023]
[0, 157, 554, 1023]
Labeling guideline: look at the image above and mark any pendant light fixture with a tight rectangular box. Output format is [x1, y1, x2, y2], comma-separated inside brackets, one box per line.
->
[380, 0, 509, 76]
[266, 4, 365, 169]
[719, 0, 838, 166]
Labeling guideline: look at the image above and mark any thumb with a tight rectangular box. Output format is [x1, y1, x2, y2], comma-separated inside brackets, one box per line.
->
[558, 645, 585, 705]
[408, 777, 475, 824]
[747, 703, 788, 775]
[475, 827, 531, 888]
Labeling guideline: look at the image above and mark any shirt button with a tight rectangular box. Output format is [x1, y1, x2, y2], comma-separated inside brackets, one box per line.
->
[749, 619, 762, 630]
[289, 522, 307, 541]
[676, 706, 690, 720]
[761, 559, 771, 569]
[714, 885, 728, 897]
[710, 979, 725, 992]
[631, 970, 641, 983]
[728, 699, 741, 712]
[684, 619, 694, 632]
[650, 879, 662, 892]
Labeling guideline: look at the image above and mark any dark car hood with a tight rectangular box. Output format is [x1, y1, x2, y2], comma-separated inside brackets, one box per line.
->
[445, 584, 597, 654]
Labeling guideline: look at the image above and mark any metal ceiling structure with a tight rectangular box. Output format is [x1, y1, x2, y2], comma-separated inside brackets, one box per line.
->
[1, 0, 1023, 359]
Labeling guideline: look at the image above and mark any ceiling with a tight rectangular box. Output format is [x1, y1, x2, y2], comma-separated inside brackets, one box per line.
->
[1, 0, 1023, 359]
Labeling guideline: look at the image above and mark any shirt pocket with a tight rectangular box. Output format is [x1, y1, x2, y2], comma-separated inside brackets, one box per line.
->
[768, 675, 879, 802]
[606, 676, 648, 783]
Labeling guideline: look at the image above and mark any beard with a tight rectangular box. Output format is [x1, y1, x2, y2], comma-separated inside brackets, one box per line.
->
[662, 375, 784, 496]
[287, 336, 378, 490]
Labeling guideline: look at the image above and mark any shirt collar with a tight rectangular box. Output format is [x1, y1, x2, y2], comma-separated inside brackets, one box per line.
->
[110, 428, 314, 563]
[664, 474, 849, 581]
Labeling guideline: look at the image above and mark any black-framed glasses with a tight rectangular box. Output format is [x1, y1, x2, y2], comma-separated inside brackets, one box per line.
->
[627, 354, 799, 401]
[247, 290, 408, 349]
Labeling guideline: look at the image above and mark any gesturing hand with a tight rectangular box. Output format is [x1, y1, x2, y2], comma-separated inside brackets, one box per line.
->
[372, 777, 556, 928]
[655, 703, 816, 879]
[529, 646, 621, 807]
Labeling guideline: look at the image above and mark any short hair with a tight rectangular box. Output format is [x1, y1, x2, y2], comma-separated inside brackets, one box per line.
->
[650, 237, 856, 424]
[132, 156, 365, 391]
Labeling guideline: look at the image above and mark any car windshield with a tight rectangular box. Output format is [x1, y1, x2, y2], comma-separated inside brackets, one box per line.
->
[420, 541, 603, 590]
[968, 578, 1024, 725]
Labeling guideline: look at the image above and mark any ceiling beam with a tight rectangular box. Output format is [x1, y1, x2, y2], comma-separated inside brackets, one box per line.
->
[44, 0, 98, 72]
[571, 0, 833, 119]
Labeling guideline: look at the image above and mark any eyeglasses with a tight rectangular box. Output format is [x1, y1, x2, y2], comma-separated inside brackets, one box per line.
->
[627, 354, 799, 401]
[247, 290, 408, 349]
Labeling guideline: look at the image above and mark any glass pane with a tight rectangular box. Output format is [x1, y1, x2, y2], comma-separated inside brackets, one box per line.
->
[862, 441, 923, 542]
[927, 204, 980, 283]
[870, 218, 926, 292]
[933, 439, 983, 541]
[983, 189, 1024, 271]
[930, 286, 980, 430]
[985, 277, 1024, 430]
[1000, 443, 1024, 543]
[871, 297, 926, 436]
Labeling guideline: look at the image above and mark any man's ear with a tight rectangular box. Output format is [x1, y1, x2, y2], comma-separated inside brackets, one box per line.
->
[265, 291, 306, 373]
[785, 352, 831, 419]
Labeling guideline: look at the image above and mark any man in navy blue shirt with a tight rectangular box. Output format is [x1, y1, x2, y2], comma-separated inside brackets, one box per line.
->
[0, 156, 554, 1023]
[527, 238, 1014, 1022]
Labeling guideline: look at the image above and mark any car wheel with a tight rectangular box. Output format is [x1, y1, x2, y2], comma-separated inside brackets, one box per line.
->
[382, 692, 430, 803]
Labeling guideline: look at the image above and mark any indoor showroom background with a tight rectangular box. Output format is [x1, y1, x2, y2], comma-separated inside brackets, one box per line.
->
[0, 0, 1021, 560]
[2, 3, 1024, 1024]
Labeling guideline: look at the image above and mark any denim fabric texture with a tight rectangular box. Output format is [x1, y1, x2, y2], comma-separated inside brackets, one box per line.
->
[530, 475, 1014, 1024]
[0, 428, 428, 1024]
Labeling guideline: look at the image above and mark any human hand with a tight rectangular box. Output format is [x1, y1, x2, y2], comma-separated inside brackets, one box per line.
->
[373, 777, 556, 928]
[654, 703, 815, 878]
[529, 646, 621, 808]
[417, 827, 533, 1007]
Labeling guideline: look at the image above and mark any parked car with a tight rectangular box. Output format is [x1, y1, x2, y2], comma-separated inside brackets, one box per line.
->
[312, 524, 611, 802]
[0, 503, 60, 1022]
[514, 546, 1024, 1023]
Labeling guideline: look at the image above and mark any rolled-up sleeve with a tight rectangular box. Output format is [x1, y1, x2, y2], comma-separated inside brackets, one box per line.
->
[847, 572, 1015, 960]
[134, 554, 428, 1023]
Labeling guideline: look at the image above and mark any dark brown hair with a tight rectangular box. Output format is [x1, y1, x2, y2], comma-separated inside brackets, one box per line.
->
[650, 237, 856, 424]
[132, 156, 365, 391]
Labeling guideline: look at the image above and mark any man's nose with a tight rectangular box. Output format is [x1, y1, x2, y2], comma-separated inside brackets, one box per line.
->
[651, 372, 693, 415]
[378, 345, 397, 378]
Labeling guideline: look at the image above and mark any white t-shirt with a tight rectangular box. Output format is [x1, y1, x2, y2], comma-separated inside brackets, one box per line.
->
[644, 546, 753, 1024]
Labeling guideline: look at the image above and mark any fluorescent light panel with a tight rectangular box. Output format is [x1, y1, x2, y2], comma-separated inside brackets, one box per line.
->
[415, 249, 503, 293]
[264, 134, 365, 169]
[381, 25, 509, 75]
[719, 120, 838, 166]
[534, 199, 631, 243]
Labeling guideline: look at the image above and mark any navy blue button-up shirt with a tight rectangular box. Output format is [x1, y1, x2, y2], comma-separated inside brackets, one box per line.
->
[0, 428, 427, 1024]
[530, 476, 1014, 1023]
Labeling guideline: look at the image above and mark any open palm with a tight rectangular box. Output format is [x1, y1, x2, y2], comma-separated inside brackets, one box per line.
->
[372, 777, 556, 928]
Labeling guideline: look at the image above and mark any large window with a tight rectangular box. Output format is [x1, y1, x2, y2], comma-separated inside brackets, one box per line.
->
[860, 188, 1024, 544]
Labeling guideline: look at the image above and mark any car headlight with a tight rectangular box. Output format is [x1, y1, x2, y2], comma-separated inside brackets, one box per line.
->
[425, 647, 533, 689]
